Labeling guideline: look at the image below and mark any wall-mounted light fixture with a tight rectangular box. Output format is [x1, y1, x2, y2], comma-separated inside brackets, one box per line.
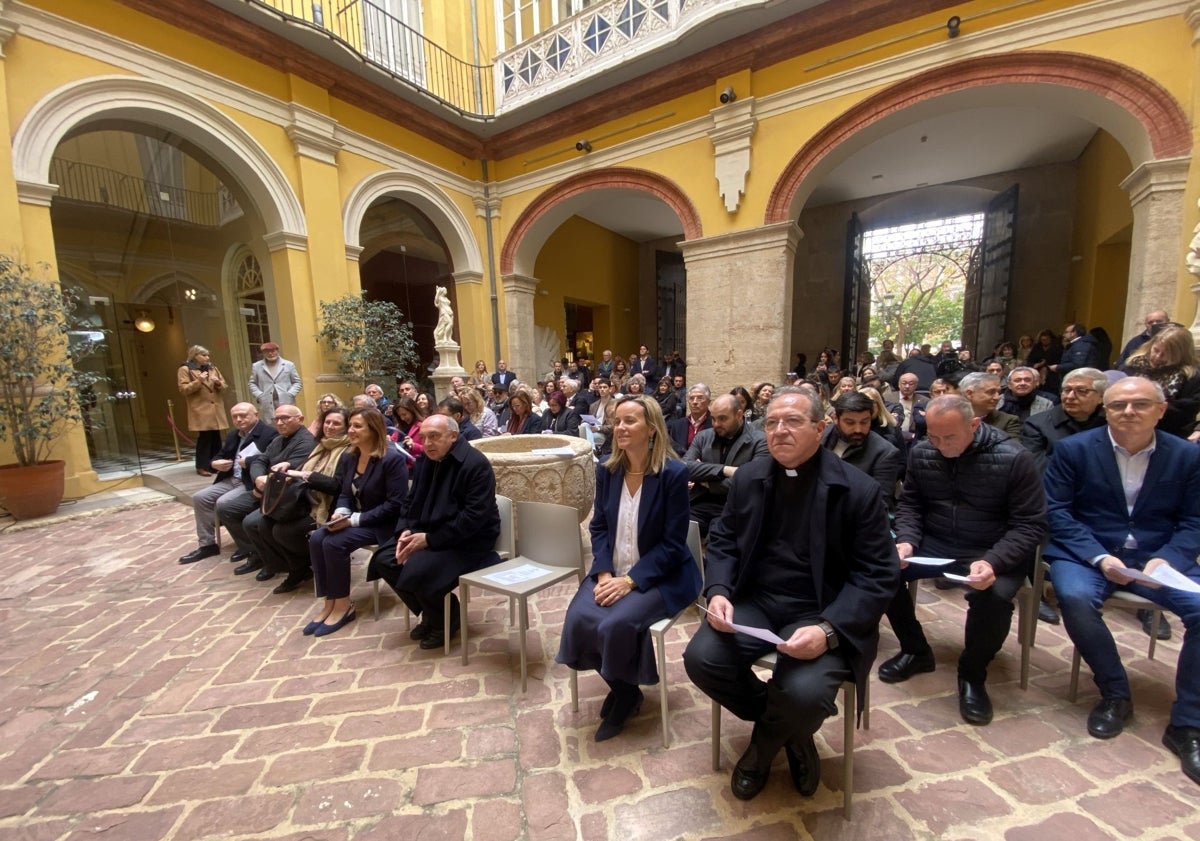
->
[575, 139, 592, 153]
[719, 86, 737, 104]
[946, 15, 961, 37]
[133, 313, 156, 333]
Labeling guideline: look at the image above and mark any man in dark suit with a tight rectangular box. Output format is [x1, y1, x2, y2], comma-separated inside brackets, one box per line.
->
[631, 344, 657, 382]
[821, 392, 901, 510]
[491, 360, 517, 389]
[895, 371, 928, 447]
[1051, 323, 1103, 378]
[668, 383, 712, 455]
[369, 414, 502, 651]
[224, 404, 316, 579]
[895, 348, 937, 392]
[178, 402, 276, 564]
[1045, 377, 1200, 786]
[1115, 309, 1170, 368]
[684, 387, 898, 801]
[683, 393, 767, 536]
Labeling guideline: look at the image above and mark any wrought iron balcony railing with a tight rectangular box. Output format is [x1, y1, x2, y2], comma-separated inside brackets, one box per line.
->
[49, 158, 234, 227]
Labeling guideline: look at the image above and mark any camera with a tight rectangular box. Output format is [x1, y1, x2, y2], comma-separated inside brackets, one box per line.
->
[719, 86, 736, 104]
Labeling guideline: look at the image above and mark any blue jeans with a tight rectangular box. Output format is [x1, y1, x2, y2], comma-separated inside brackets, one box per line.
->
[1051, 559, 1200, 728]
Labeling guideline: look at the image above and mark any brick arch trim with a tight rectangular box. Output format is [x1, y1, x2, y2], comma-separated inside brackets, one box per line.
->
[765, 51, 1192, 224]
[500, 168, 703, 275]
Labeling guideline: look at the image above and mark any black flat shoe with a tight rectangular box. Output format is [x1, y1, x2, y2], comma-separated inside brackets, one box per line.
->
[313, 606, 356, 637]
[599, 691, 616, 720]
[594, 688, 643, 742]
[255, 568, 275, 582]
[230, 550, 249, 563]
[730, 743, 770, 801]
[273, 575, 305, 595]
[878, 651, 936, 683]
[1087, 698, 1133, 739]
[1163, 725, 1200, 786]
[178, 545, 219, 564]
[1139, 609, 1172, 640]
[958, 678, 993, 726]
[785, 736, 820, 797]
[233, 558, 263, 575]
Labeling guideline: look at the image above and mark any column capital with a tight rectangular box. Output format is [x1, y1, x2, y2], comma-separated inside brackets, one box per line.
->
[452, 270, 484, 286]
[344, 244, 364, 262]
[473, 195, 501, 219]
[1120, 156, 1190, 207]
[285, 103, 342, 165]
[263, 231, 309, 253]
[1187, 2, 1200, 42]
[501, 273, 539, 295]
[16, 179, 58, 207]
[678, 220, 802, 261]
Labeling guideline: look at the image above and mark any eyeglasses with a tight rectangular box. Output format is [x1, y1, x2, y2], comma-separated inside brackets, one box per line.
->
[1061, 386, 1095, 396]
[273, 415, 300, 423]
[1104, 400, 1161, 413]
[763, 415, 813, 433]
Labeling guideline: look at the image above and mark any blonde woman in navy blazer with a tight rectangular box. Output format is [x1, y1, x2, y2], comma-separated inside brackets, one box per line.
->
[557, 395, 701, 741]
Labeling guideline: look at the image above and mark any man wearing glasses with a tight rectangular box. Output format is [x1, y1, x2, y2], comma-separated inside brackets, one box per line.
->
[684, 387, 897, 801]
[218, 405, 315, 579]
[1045, 376, 1200, 786]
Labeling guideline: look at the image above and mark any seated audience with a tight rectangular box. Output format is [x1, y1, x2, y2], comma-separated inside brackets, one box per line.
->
[668, 383, 712, 455]
[505, 389, 542, 435]
[439, 395, 482, 440]
[1000, 366, 1055, 422]
[653, 376, 680, 420]
[683, 393, 767, 536]
[309, 393, 344, 436]
[541, 390, 581, 436]
[305, 408, 408, 637]
[684, 387, 898, 800]
[961, 372, 1021, 440]
[557, 395, 701, 741]
[822, 391, 901, 510]
[391, 396, 427, 459]
[1121, 323, 1200, 438]
[1044, 376, 1200, 787]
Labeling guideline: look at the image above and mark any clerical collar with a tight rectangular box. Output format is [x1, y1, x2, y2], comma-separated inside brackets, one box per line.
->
[785, 468, 798, 477]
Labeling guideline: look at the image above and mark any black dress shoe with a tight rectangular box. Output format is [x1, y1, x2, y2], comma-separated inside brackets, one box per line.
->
[594, 687, 643, 742]
[272, 575, 305, 595]
[255, 568, 275, 582]
[730, 743, 770, 801]
[409, 619, 432, 641]
[958, 678, 993, 725]
[418, 599, 461, 650]
[178, 545, 219, 564]
[878, 651, 936, 683]
[233, 558, 263, 575]
[1138, 609, 1172, 640]
[599, 691, 617, 720]
[230, 550, 250, 563]
[785, 736, 820, 797]
[1163, 724, 1200, 786]
[1087, 698, 1133, 739]
[1038, 600, 1061, 625]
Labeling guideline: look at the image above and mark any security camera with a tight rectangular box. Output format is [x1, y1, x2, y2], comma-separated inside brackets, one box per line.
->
[575, 140, 592, 152]
[947, 15, 961, 37]
[719, 86, 736, 104]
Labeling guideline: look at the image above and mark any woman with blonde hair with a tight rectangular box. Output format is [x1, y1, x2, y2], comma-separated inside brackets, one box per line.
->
[470, 359, 491, 393]
[177, 344, 228, 476]
[308, 393, 344, 437]
[1122, 323, 1200, 437]
[859, 385, 906, 452]
[460, 387, 499, 437]
[557, 395, 700, 741]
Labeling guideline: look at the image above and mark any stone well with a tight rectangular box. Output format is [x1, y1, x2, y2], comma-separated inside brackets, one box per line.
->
[472, 434, 595, 522]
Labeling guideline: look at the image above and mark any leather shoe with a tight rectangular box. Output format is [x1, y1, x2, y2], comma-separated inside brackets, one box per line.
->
[233, 558, 263, 575]
[409, 619, 432, 641]
[730, 743, 770, 801]
[255, 568, 275, 582]
[1138, 609, 1172, 640]
[785, 736, 820, 797]
[178, 545, 219, 564]
[1038, 600, 1061, 625]
[230, 550, 249, 563]
[958, 678, 993, 725]
[419, 597, 461, 650]
[599, 691, 616, 720]
[272, 575, 305, 595]
[878, 651, 936, 683]
[1163, 724, 1200, 786]
[594, 688, 643, 742]
[1087, 698, 1133, 739]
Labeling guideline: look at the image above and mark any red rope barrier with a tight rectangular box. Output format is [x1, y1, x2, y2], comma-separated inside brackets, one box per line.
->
[165, 413, 197, 446]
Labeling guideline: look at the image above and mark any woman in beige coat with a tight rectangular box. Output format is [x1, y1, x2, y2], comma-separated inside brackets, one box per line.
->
[177, 345, 228, 475]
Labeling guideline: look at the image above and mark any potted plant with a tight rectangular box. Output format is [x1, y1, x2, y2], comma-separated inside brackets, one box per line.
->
[0, 258, 104, 519]
[316, 292, 420, 389]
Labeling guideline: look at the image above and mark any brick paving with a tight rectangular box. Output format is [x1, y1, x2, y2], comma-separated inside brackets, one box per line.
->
[0, 500, 1197, 840]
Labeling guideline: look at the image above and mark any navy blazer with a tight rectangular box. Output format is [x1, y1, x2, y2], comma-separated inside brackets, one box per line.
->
[668, 414, 711, 456]
[335, 448, 410, 542]
[213, 421, 278, 489]
[1043, 427, 1200, 571]
[588, 458, 702, 616]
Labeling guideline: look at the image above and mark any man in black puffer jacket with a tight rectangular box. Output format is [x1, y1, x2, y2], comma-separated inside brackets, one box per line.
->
[877, 395, 1047, 726]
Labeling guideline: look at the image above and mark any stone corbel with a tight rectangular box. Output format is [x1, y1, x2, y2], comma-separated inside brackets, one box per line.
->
[1187, 1, 1200, 42]
[707, 97, 757, 213]
[285, 104, 342, 164]
[473, 195, 501, 220]
[263, 231, 309, 253]
[0, 0, 16, 58]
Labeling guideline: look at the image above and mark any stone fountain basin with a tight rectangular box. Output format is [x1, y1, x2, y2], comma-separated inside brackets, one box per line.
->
[472, 433, 595, 522]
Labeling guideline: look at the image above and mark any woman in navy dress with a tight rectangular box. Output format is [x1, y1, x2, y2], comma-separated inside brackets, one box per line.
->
[557, 395, 701, 741]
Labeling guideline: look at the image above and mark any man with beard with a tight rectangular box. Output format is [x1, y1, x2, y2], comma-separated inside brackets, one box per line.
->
[821, 392, 901, 510]
[683, 393, 767, 536]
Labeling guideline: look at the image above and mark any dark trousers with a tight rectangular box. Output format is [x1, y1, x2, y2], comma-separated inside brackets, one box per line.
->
[885, 559, 1025, 684]
[215, 487, 259, 554]
[244, 510, 313, 577]
[684, 601, 851, 765]
[369, 538, 496, 626]
[308, 524, 378, 600]
[194, 429, 223, 472]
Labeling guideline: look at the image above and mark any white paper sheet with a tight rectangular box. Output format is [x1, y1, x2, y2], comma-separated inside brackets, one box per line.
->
[481, 563, 553, 585]
[237, 441, 261, 459]
[907, 556, 957, 566]
[531, 446, 576, 456]
[1121, 565, 1200, 593]
[698, 605, 785, 644]
[942, 572, 981, 583]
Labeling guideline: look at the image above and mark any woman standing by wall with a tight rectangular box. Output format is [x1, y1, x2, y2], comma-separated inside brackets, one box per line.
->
[177, 345, 228, 476]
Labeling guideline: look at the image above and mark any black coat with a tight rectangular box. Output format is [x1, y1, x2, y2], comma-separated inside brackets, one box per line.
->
[704, 449, 899, 716]
[1020, 405, 1106, 474]
[541, 407, 581, 437]
[394, 435, 500, 557]
[213, 421, 278, 489]
[668, 413, 711, 456]
[821, 425, 902, 509]
[249, 427, 317, 484]
[1057, 335, 1102, 376]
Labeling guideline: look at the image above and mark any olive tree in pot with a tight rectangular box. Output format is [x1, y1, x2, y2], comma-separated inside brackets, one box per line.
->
[0, 258, 104, 520]
[316, 293, 419, 390]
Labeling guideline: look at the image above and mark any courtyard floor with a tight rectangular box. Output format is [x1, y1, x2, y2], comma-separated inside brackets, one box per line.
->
[0, 499, 1197, 840]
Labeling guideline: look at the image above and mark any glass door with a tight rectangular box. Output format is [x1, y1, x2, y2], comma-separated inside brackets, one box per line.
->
[81, 297, 143, 475]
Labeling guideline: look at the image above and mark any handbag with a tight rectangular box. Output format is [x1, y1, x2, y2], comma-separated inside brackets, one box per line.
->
[260, 471, 311, 521]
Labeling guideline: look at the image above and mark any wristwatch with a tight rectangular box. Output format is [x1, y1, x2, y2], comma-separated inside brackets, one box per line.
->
[817, 620, 839, 651]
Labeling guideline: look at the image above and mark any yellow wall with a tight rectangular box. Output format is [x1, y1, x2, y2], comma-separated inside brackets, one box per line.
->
[1068, 129, 1134, 332]
[532, 215, 639, 357]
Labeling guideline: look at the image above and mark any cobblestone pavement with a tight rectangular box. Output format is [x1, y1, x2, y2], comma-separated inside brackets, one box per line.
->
[1, 501, 1197, 840]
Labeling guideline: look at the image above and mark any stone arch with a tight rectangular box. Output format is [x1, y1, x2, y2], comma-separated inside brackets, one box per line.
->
[500, 167, 703, 276]
[765, 51, 1192, 223]
[342, 169, 482, 273]
[11, 75, 306, 238]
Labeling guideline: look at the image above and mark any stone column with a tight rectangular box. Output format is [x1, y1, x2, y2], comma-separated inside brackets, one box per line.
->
[1120, 157, 1190, 347]
[678, 221, 801, 394]
[501, 273, 539, 384]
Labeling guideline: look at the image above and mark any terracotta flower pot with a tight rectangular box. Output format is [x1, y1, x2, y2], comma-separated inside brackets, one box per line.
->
[0, 460, 66, 520]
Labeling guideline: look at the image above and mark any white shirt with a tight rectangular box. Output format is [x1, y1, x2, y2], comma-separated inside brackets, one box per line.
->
[1108, 428, 1156, 551]
[612, 478, 642, 577]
